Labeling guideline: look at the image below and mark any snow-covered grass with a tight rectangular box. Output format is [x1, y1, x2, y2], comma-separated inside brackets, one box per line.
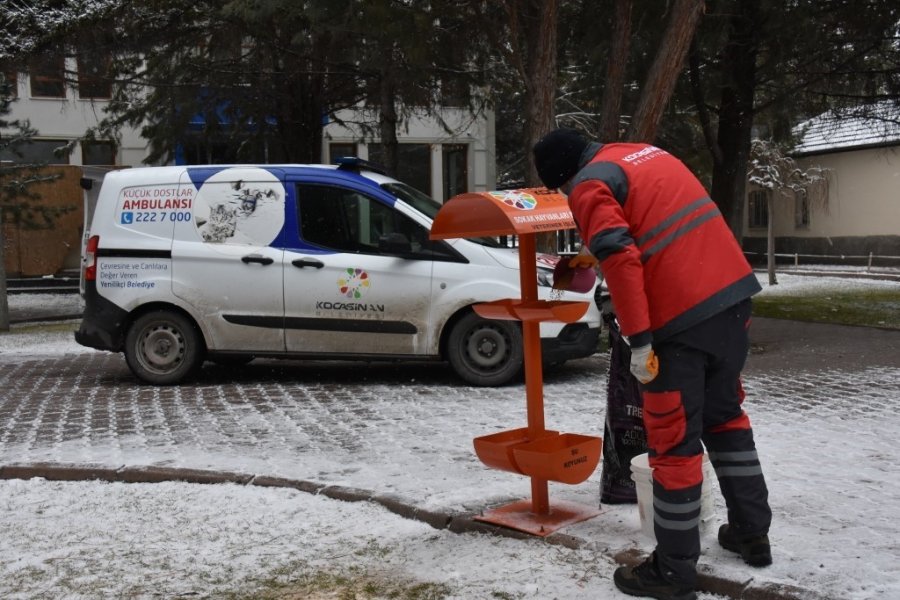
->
[754, 271, 900, 328]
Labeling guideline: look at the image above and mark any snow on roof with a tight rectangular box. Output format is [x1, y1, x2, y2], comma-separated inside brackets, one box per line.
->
[791, 101, 900, 156]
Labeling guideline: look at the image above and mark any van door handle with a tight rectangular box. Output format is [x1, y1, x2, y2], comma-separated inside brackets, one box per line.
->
[292, 258, 325, 269]
[241, 254, 274, 265]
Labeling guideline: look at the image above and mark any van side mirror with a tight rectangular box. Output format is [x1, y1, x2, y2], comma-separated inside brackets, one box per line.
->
[378, 232, 412, 255]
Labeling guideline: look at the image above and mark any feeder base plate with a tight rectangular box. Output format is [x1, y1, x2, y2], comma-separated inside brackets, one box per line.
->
[474, 499, 602, 537]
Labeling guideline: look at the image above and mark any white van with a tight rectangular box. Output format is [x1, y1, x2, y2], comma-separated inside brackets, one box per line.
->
[75, 159, 601, 386]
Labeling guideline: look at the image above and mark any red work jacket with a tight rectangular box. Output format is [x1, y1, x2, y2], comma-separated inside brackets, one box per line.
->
[568, 143, 761, 347]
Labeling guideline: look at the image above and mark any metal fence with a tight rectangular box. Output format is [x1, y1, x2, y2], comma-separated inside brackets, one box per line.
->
[743, 251, 900, 271]
[501, 236, 900, 270]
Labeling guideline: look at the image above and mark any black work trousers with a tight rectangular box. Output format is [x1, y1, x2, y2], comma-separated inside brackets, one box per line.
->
[641, 299, 771, 586]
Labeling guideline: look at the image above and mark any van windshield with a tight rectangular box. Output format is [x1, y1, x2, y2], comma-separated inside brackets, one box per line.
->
[380, 182, 504, 248]
[380, 182, 442, 218]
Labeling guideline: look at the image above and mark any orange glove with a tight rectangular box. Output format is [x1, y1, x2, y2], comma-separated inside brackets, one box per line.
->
[567, 248, 599, 270]
[630, 344, 659, 384]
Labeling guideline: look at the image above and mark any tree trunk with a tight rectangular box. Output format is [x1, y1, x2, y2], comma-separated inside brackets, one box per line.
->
[710, 83, 754, 242]
[510, 0, 559, 253]
[275, 75, 325, 163]
[626, 0, 705, 142]
[766, 195, 777, 285]
[598, 0, 632, 141]
[708, 2, 761, 241]
[379, 59, 400, 178]
[520, 0, 559, 189]
[0, 212, 9, 332]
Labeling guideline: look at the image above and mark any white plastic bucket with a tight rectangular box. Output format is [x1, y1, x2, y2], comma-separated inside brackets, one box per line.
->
[630, 453, 716, 541]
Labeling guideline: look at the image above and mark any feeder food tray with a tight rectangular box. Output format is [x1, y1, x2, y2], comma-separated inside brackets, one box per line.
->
[513, 433, 602, 485]
[473, 428, 559, 474]
[473, 299, 589, 323]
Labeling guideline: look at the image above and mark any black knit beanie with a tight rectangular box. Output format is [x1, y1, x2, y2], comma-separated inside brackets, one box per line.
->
[532, 128, 590, 189]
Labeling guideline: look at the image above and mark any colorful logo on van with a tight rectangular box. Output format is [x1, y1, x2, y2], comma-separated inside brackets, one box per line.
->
[338, 268, 370, 299]
[490, 190, 537, 210]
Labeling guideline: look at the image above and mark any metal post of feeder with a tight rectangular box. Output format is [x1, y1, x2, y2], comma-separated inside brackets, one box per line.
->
[516, 232, 549, 515]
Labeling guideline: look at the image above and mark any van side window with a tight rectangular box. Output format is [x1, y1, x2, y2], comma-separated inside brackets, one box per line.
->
[296, 184, 457, 260]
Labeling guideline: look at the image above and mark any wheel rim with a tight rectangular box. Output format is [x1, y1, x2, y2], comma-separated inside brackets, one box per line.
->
[136, 322, 186, 375]
[462, 322, 510, 372]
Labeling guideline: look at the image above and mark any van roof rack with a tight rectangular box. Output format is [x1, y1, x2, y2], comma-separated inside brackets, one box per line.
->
[334, 156, 387, 175]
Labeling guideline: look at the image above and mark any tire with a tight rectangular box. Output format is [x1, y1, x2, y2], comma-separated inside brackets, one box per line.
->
[446, 311, 523, 386]
[124, 310, 204, 385]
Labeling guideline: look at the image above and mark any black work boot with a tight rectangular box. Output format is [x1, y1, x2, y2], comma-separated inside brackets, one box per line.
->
[613, 553, 697, 600]
[718, 524, 772, 567]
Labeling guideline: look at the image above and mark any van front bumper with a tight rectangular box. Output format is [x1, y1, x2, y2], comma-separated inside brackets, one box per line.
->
[542, 323, 601, 363]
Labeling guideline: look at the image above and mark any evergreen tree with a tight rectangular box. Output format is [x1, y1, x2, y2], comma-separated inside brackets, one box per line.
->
[2, 0, 491, 173]
[689, 0, 900, 237]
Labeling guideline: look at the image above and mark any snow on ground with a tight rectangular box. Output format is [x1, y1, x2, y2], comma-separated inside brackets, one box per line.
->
[6, 291, 84, 315]
[1, 478, 631, 600]
[1, 272, 899, 599]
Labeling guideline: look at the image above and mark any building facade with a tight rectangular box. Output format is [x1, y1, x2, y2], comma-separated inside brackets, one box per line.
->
[743, 104, 900, 264]
[2, 58, 497, 200]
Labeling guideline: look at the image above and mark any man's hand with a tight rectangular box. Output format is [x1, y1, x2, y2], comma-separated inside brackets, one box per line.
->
[630, 344, 659, 384]
[568, 248, 598, 269]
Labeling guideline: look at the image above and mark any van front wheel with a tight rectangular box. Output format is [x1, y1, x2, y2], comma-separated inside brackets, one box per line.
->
[125, 310, 203, 385]
[446, 312, 523, 386]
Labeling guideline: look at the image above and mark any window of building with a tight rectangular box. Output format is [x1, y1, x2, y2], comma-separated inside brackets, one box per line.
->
[329, 143, 357, 163]
[748, 189, 769, 229]
[179, 133, 282, 165]
[794, 190, 810, 229]
[77, 48, 112, 99]
[0, 139, 70, 164]
[2, 70, 17, 98]
[82, 140, 116, 165]
[442, 144, 468, 201]
[439, 77, 471, 107]
[29, 55, 66, 98]
[180, 137, 235, 165]
[368, 143, 431, 195]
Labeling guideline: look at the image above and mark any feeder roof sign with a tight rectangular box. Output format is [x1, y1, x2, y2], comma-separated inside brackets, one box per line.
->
[430, 188, 575, 239]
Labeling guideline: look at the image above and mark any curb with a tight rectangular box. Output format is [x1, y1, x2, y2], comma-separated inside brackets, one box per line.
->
[8, 313, 83, 325]
[0, 461, 830, 600]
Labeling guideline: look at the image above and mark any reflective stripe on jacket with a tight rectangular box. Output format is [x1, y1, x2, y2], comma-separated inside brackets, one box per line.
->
[568, 143, 761, 345]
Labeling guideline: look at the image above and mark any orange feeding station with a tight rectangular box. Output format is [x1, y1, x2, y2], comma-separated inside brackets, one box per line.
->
[430, 187, 603, 536]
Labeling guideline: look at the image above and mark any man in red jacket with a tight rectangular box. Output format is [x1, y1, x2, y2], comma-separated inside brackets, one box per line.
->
[534, 128, 772, 600]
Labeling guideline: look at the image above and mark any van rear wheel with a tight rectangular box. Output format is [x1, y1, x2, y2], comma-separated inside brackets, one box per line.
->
[125, 310, 203, 385]
[446, 311, 523, 386]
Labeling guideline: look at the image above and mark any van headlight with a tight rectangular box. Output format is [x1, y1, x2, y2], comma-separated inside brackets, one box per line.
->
[537, 267, 554, 288]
